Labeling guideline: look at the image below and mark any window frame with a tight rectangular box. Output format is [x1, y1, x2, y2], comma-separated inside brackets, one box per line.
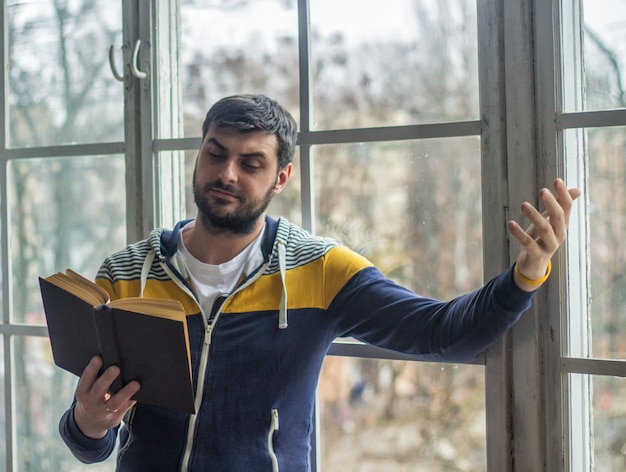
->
[556, 0, 626, 470]
[3, 0, 626, 471]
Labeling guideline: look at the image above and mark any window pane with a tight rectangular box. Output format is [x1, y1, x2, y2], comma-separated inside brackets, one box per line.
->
[315, 138, 484, 469]
[180, 0, 300, 137]
[310, 0, 479, 130]
[0, 336, 5, 467]
[14, 335, 116, 470]
[314, 138, 483, 297]
[587, 127, 626, 359]
[569, 374, 626, 471]
[7, 0, 124, 147]
[582, 0, 626, 110]
[319, 357, 485, 471]
[8, 156, 126, 324]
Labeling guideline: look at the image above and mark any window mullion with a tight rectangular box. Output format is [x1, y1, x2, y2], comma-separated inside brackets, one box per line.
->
[502, 0, 547, 470]
[534, 0, 571, 470]
[477, 0, 514, 470]
[123, 0, 155, 243]
[297, 0, 314, 234]
[1, 1, 16, 469]
[560, 0, 593, 470]
[152, 0, 185, 229]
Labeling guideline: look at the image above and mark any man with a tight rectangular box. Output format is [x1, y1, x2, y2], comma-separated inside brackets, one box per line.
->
[59, 94, 580, 471]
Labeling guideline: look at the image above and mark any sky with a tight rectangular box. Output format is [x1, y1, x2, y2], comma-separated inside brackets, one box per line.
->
[583, 0, 626, 58]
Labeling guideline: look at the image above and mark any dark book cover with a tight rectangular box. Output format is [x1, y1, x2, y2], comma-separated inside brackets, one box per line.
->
[39, 277, 195, 414]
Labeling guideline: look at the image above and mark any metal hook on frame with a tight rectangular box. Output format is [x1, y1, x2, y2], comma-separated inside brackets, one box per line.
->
[130, 40, 148, 79]
[108, 45, 124, 82]
[108, 40, 148, 81]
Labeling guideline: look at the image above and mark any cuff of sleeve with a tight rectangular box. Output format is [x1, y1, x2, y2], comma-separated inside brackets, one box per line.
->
[493, 266, 538, 312]
[59, 405, 116, 463]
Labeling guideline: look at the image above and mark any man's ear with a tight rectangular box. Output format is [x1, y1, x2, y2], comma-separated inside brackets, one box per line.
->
[274, 163, 293, 195]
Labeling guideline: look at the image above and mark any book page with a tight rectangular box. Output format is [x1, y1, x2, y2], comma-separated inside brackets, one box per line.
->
[45, 270, 109, 307]
[108, 298, 186, 320]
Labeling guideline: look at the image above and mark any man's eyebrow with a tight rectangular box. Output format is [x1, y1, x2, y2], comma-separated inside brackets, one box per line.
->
[206, 137, 226, 151]
[240, 150, 268, 159]
[207, 136, 268, 159]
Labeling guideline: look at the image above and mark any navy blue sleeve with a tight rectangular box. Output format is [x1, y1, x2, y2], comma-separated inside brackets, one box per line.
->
[329, 266, 535, 363]
[58, 403, 118, 464]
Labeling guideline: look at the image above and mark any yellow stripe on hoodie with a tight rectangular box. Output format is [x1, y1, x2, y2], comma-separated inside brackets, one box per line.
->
[224, 246, 373, 313]
[96, 277, 200, 315]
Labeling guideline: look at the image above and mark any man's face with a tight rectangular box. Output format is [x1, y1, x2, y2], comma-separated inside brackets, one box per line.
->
[192, 126, 292, 235]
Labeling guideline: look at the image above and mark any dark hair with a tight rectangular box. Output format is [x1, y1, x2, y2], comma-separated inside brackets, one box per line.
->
[201, 94, 298, 170]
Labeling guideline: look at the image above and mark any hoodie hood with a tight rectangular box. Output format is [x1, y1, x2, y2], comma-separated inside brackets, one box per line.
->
[152, 216, 281, 265]
[143, 216, 304, 329]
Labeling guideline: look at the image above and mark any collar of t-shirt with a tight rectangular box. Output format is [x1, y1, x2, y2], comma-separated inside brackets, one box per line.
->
[177, 221, 266, 316]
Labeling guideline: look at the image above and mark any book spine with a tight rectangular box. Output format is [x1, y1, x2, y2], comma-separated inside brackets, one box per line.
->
[93, 305, 124, 394]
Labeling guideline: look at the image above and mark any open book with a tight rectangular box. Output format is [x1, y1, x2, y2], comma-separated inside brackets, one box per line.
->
[39, 269, 195, 414]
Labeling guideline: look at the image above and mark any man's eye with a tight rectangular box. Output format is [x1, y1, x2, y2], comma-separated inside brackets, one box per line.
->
[243, 162, 260, 171]
[209, 152, 225, 160]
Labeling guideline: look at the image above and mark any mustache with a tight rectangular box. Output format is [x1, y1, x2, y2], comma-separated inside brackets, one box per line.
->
[202, 181, 242, 199]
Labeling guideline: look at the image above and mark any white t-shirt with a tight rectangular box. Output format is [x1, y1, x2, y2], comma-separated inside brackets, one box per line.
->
[177, 221, 265, 316]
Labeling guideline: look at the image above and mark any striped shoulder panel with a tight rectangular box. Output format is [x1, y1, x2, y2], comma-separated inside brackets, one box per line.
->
[226, 244, 374, 313]
[96, 232, 170, 282]
[264, 220, 341, 275]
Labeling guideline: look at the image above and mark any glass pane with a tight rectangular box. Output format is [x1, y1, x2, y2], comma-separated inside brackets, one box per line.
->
[180, 0, 300, 137]
[8, 156, 127, 324]
[310, 0, 479, 130]
[0, 336, 5, 467]
[569, 374, 626, 472]
[319, 357, 485, 471]
[14, 335, 116, 470]
[587, 127, 626, 359]
[314, 138, 483, 297]
[582, 0, 626, 110]
[7, 0, 124, 147]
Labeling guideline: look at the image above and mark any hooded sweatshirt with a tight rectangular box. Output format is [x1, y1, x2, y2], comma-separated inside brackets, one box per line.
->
[59, 216, 535, 471]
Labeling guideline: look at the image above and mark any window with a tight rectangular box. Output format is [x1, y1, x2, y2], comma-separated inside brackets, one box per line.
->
[560, 1, 626, 470]
[2, 1, 625, 471]
[2, 1, 125, 470]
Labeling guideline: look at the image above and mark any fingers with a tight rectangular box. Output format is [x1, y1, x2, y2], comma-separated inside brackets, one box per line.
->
[551, 178, 581, 228]
[508, 179, 581, 290]
[73, 357, 140, 439]
[516, 179, 580, 248]
[76, 356, 103, 398]
[76, 357, 125, 410]
[539, 188, 566, 245]
[507, 218, 535, 249]
[103, 381, 141, 416]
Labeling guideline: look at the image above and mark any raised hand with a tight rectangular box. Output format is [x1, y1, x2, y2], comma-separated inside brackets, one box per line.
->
[507, 178, 581, 291]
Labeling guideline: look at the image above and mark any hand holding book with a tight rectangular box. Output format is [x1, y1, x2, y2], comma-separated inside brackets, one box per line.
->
[39, 269, 195, 414]
[72, 356, 141, 439]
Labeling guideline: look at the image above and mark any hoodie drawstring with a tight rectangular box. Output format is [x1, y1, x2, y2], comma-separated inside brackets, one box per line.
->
[277, 242, 288, 329]
[140, 243, 288, 329]
[139, 250, 156, 298]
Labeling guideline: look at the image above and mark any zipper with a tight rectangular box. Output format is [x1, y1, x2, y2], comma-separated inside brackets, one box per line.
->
[179, 320, 214, 471]
[160, 262, 214, 472]
[268, 409, 280, 472]
[169, 260, 270, 471]
[116, 405, 136, 468]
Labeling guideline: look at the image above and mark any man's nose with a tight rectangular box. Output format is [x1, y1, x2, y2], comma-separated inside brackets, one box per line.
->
[218, 157, 238, 183]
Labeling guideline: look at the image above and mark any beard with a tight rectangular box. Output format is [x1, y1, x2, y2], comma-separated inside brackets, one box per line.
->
[193, 174, 275, 235]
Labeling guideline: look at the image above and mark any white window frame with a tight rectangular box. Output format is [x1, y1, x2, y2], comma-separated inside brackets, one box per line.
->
[556, 0, 626, 471]
[3, 0, 626, 470]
